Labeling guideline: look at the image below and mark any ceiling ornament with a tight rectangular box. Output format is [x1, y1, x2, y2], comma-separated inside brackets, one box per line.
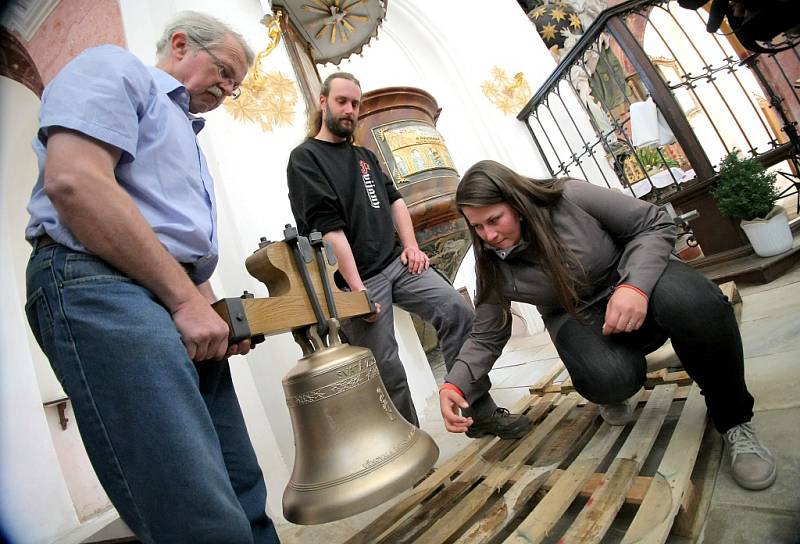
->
[270, 0, 387, 65]
[528, 1, 583, 58]
[224, 12, 298, 132]
[481, 67, 532, 116]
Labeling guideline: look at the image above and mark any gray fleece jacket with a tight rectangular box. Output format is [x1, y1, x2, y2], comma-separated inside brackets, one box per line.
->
[445, 179, 677, 403]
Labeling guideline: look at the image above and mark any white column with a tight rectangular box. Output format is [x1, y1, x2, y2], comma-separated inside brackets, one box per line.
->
[0, 76, 80, 544]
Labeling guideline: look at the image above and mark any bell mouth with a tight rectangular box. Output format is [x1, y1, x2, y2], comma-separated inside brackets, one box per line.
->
[283, 428, 439, 525]
[281, 343, 439, 525]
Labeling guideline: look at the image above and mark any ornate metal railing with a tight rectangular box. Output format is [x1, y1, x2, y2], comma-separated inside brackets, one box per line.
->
[518, 0, 799, 216]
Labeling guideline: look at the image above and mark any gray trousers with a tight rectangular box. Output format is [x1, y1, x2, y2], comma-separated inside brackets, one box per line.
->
[342, 256, 496, 426]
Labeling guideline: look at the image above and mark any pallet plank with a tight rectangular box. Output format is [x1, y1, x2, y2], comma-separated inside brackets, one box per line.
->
[414, 393, 581, 544]
[378, 394, 557, 544]
[453, 404, 601, 544]
[558, 384, 678, 544]
[528, 360, 566, 394]
[504, 422, 627, 542]
[621, 383, 708, 544]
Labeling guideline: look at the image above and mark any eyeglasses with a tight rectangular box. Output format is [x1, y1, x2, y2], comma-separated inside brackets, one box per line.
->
[187, 34, 242, 100]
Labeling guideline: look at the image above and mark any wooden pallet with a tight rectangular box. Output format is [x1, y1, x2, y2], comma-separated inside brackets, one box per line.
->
[345, 373, 711, 544]
[344, 282, 740, 544]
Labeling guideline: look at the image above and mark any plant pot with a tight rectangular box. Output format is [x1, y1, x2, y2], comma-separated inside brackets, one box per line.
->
[740, 206, 793, 257]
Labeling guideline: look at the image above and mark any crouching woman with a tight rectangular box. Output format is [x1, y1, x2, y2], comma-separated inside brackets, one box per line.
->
[439, 160, 775, 491]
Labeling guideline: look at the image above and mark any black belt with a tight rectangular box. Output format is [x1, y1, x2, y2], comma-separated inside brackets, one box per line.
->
[36, 234, 58, 249]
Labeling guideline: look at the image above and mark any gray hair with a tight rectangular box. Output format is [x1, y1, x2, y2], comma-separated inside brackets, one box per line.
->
[156, 11, 255, 67]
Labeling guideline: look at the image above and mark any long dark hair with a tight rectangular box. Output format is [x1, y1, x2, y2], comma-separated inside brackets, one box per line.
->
[305, 72, 361, 141]
[456, 160, 585, 316]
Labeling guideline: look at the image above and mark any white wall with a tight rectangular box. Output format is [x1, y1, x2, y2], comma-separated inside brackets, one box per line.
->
[0, 76, 85, 544]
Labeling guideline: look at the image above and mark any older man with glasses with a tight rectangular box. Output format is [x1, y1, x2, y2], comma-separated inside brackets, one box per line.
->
[24, 11, 281, 543]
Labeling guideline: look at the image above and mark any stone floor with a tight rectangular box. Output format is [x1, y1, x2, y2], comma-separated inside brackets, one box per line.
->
[277, 261, 800, 543]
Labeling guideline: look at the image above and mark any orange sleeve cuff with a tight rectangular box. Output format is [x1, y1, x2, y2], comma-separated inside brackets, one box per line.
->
[616, 283, 649, 301]
[439, 382, 465, 398]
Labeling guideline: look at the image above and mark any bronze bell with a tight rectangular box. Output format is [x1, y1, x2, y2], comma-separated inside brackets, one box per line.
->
[212, 229, 439, 525]
[282, 321, 439, 524]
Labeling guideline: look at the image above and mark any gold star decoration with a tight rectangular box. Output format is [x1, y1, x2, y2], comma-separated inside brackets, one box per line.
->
[223, 70, 298, 132]
[569, 13, 582, 30]
[529, 5, 547, 20]
[540, 23, 558, 41]
[481, 67, 532, 116]
[550, 7, 567, 22]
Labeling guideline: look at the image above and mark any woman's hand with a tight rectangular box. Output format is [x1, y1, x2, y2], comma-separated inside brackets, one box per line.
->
[439, 388, 473, 433]
[602, 285, 648, 336]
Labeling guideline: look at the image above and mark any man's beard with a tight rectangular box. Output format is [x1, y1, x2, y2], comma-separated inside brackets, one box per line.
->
[325, 105, 356, 138]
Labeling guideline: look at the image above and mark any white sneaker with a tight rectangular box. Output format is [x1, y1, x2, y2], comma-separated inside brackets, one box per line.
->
[599, 396, 636, 426]
[723, 422, 777, 490]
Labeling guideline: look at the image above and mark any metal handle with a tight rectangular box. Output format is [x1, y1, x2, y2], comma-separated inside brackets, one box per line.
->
[309, 231, 339, 319]
[284, 224, 328, 339]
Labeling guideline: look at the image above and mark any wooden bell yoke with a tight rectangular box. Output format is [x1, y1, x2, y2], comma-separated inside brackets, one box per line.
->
[212, 225, 375, 344]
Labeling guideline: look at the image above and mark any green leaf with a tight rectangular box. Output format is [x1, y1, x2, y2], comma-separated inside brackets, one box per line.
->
[711, 151, 779, 221]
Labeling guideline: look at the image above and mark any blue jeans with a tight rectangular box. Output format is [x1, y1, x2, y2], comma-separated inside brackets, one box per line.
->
[554, 259, 754, 433]
[25, 244, 279, 543]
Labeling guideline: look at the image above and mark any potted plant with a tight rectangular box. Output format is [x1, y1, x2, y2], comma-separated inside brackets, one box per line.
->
[711, 151, 793, 257]
[636, 146, 679, 175]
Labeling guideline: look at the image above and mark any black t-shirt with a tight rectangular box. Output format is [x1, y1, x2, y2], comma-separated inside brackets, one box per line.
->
[287, 138, 403, 283]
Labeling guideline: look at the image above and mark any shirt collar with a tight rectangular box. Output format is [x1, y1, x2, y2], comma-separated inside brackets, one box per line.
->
[488, 239, 530, 261]
[148, 66, 206, 134]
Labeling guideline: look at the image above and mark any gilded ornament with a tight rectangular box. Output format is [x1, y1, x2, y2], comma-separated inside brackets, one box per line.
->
[529, 5, 547, 20]
[223, 11, 298, 132]
[303, 0, 369, 45]
[481, 67, 532, 115]
[527, 1, 584, 57]
[541, 23, 558, 41]
[550, 7, 567, 22]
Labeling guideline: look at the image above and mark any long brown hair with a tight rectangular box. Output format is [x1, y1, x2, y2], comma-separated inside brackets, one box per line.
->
[305, 72, 361, 141]
[456, 160, 585, 316]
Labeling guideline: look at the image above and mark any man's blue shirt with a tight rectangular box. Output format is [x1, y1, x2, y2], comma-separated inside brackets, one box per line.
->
[26, 44, 219, 283]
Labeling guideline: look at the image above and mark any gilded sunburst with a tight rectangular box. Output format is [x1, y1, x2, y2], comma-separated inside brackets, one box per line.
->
[224, 70, 298, 132]
[481, 67, 532, 116]
[303, 0, 369, 44]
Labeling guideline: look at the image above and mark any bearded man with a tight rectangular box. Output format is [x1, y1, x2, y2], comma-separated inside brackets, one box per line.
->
[285, 72, 531, 439]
